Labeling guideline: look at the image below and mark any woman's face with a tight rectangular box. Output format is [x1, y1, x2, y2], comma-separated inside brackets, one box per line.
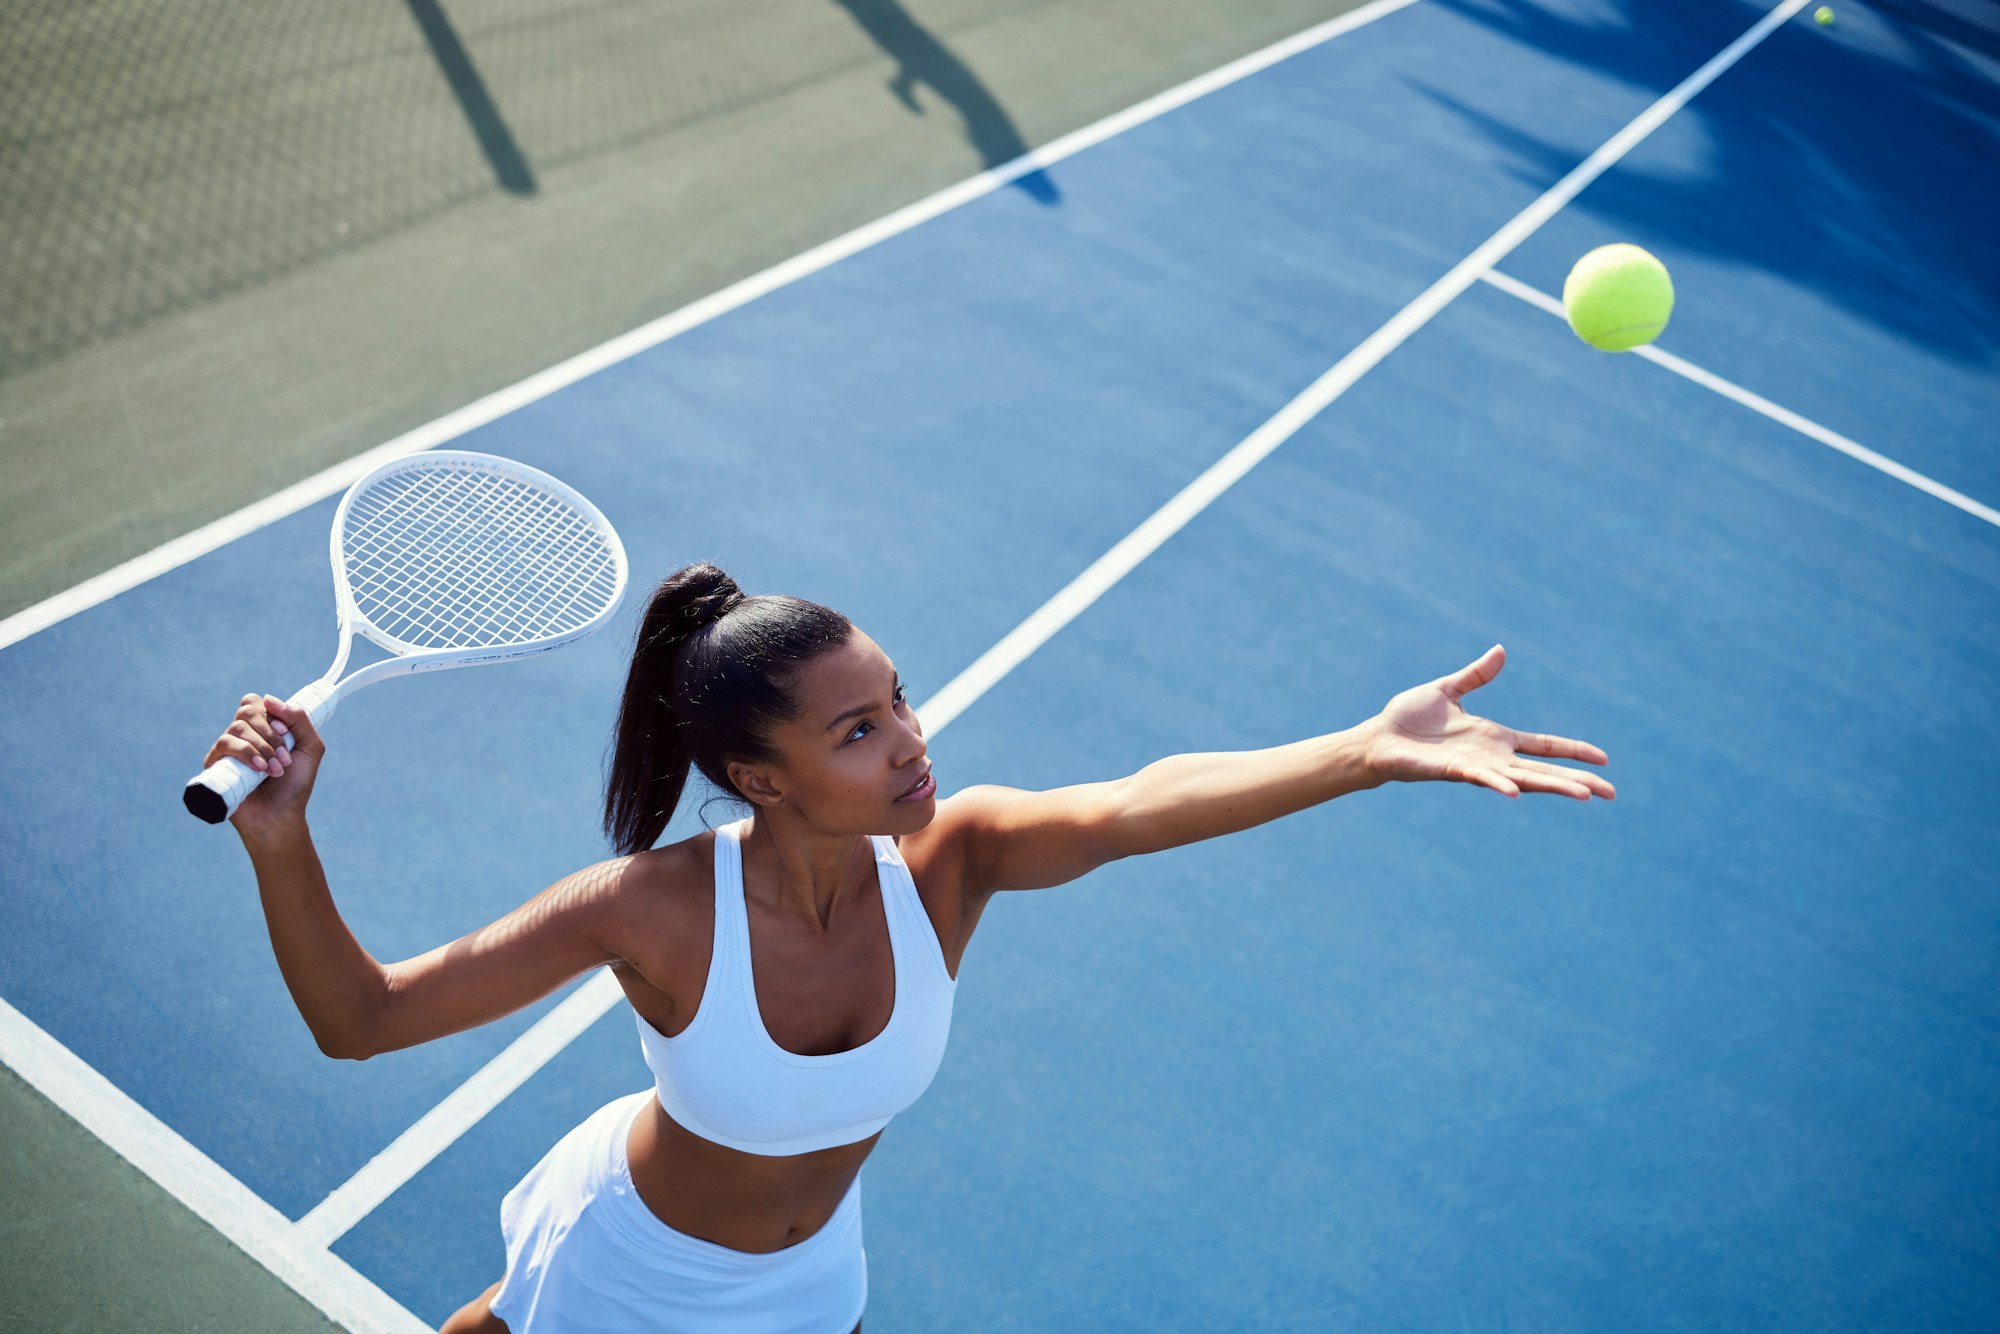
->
[745, 630, 935, 834]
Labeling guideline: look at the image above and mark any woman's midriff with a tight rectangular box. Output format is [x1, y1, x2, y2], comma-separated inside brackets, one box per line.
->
[624, 1095, 883, 1253]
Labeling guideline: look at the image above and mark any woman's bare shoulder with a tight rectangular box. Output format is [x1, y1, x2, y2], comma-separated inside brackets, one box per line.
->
[612, 830, 717, 921]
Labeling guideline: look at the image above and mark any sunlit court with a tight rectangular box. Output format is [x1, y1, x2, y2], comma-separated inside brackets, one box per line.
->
[2, 0, 1996, 1329]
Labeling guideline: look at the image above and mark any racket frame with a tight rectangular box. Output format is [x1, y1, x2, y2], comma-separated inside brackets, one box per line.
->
[182, 450, 628, 824]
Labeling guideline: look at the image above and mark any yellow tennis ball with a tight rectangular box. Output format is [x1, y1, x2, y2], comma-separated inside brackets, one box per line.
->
[1562, 243, 1674, 352]
[1815, 6, 1835, 24]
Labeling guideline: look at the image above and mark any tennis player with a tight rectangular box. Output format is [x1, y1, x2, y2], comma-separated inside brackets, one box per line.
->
[203, 561, 1613, 1333]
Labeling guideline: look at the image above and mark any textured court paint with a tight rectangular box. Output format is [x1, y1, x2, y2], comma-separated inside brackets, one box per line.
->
[3, 0, 1995, 1328]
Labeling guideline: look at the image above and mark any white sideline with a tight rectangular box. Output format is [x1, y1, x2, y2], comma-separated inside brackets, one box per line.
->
[1477, 269, 2000, 529]
[0, 997, 429, 1334]
[0, 0, 1422, 655]
[289, 0, 1814, 1252]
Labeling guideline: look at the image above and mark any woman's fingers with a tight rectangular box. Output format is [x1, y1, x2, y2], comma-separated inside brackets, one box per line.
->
[1511, 757, 1616, 799]
[1504, 767, 1593, 800]
[224, 718, 284, 774]
[1459, 764, 1520, 798]
[1440, 751, 1613, 800]
[214, 728, 273, 774]
[227, 718, 276, 761]
[1510, 729, 1609, 766]
[218, 692, 295, 776]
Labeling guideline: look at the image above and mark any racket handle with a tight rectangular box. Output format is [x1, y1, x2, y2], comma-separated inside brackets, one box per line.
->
[183, 754, 270, 824]
[182, 683, 337, 825]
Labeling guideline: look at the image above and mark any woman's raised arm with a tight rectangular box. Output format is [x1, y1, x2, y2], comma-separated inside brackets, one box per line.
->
[947, 645, 1613, 895]
[210, 693, 634, 1060]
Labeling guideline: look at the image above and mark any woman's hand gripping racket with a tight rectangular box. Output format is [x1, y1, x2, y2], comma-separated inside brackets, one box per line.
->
[183, 450, 629, 824]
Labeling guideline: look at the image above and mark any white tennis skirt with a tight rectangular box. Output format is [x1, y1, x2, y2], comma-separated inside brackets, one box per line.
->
[492, 1090, 867, 1334]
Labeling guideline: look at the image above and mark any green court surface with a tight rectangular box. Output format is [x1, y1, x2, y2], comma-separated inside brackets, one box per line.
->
[1, 1063, 337, 1332]
[0, 0, 1367, 626]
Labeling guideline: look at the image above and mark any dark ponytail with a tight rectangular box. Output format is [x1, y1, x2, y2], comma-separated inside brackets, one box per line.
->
[603, 562, 852, 854]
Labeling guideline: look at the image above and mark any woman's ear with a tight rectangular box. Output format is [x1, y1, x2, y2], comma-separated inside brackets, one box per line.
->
[727, 759, 786, 808]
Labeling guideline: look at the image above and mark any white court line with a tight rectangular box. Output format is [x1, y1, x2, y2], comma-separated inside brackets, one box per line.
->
[1477, 268, 2000, 529]
[288, 0, 1814, 1249]
[0, 997, 429, 1334]
[0, 0, 1422, 655]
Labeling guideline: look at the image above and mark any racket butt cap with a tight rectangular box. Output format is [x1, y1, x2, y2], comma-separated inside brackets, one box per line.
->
[183, 781, 229, 825]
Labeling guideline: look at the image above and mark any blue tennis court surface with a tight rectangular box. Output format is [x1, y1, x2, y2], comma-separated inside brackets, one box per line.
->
[4, 0, 1996, 1328]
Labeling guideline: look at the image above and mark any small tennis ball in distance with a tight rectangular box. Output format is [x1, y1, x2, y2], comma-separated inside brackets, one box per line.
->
[1562, 243, 1674, 352]
[1815, 6, 1834, 24]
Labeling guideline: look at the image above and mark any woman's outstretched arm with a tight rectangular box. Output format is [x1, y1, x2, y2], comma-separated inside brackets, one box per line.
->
[948, 645, 1613, 893]
[208, 694, 632, 1059]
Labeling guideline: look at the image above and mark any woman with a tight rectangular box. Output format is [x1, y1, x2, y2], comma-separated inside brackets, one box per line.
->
[204, 561, 1613, 1333]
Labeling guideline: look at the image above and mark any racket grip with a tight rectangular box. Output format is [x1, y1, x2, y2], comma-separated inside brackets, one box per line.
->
[183, 754, 270, 824]
[181, 683, 337, 825]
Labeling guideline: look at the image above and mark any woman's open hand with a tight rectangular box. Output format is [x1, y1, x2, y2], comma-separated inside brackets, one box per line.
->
[1362, 646, 1614, 800]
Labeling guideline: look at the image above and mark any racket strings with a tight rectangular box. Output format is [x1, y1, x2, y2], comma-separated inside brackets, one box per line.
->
[347, 486, 613, 646]
[350, 513, 615, 647]
[340, 466, 621, 650]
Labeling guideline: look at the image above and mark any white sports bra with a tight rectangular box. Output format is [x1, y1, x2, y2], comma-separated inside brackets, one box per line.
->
[635, 819, 958, 1156]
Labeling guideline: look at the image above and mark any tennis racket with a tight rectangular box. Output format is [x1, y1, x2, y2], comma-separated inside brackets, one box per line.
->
[183, 449, 629, 824]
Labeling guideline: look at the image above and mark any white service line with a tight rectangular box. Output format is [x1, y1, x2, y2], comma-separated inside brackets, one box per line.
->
[0, 0, 1423, 655]
[0, 997, 430, 1334]
[290, 0, 1813, 1245]
[1477, 268, 2000, 529]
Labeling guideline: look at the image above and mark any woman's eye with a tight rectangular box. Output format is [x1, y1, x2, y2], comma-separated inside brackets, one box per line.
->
[845, 687, 906, 743]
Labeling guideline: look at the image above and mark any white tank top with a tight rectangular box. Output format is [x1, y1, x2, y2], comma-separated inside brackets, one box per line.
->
[634, 819, 958, 1156]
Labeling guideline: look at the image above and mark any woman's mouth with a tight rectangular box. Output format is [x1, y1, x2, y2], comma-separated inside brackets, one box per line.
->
[895, 767, 936, 803]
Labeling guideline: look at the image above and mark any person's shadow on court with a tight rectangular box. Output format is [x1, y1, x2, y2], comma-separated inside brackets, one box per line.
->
[828, 0, 1062, 204]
